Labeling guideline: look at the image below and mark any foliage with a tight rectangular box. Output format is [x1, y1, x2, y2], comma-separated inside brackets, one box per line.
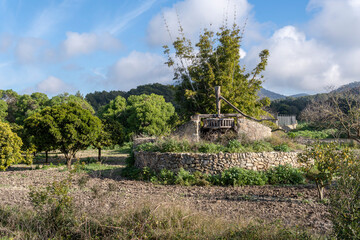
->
[298, 142, 351, 199]
[301, 92, 360, 142]
[249, 141, 274, 152]
[0, 99, 8, 122]
[24, 103, 102, 169]
[14, 93, 49, 125]
[329, 156, 360, 239]
[48, 93, 95, 115]
[85, 83, 177, 113]
[0, 121, 32, 170]
[226, 139, 247, 152]
[85, 90, 126, 112]
[135, 138, 298, 153]
[28, 176, 76, 238]
[164, 24, 270, 118]
[97, 95, 126, 120]
[125, 83, 178, 109]
[197, 142, 226, 153]
[0, 89, 19, 123]
[124, 94, 177, 137]
[210, 167, 268, 186]
[288, 123, 337, 139]
[266, 165, 305, 185]
[273, 143, 291, 152]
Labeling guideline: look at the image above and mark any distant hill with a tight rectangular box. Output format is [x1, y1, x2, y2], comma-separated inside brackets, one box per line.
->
[259, 88, 286, 100]
[289, 93, 309, 98]
[332, 81, 360, 93]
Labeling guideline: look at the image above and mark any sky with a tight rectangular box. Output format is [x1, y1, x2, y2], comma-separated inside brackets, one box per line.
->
[0, 0, 359, 96]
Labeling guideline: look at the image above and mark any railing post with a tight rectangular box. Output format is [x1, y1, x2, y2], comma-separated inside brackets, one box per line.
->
[215, 86, 221, 117]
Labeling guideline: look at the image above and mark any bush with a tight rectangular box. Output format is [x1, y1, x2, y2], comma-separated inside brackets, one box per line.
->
[266, 165, 305, 185]
[28, 175, 76, 238]
[174, 168, 210, 186]
[211, 167, 268, 186]
[0, 121, 30, 171]
[226, 140, 246, 153]
[157, 138, 191, 153]
[249, 141, 274, 152]
[273, 143, 291, 152]
[298, 142, 350, 199]
[197, 142, 226, 153]
[329, 157, 360, 239]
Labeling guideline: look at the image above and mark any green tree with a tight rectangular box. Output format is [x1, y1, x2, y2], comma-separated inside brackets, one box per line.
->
[124, 94, 177, 137]
[0, 100, 8, 122]
[48, 93, 95, 115]
[92, 122, 113, 161]
[25, 103, 101, 169]
[0, 89, 19, 123]
[14, 93, 49, 125]
[164, 24, 270, 118]
[298, 143, 350, 200]
[85, 90, 126, 112]
[0, 121, 28, 170]
[97, 96, 126, 145]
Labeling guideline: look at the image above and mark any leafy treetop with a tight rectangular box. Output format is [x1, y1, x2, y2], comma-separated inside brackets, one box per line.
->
[164, 24, 270, 118]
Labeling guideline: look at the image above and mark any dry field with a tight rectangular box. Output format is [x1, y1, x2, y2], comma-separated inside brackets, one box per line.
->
[0, 149, 331, 236]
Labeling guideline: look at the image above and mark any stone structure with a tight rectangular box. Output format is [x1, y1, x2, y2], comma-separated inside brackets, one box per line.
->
[236, 117, 272, 141]
[172, 115, 272, 142]
[171, 118, 200, 141]
[134, 151, 300, 174]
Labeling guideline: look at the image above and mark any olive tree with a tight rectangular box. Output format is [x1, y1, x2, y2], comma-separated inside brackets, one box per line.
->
[25, 103, 101, 169]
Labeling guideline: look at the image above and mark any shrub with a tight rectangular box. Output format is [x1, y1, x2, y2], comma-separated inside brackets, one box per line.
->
[0, 121, 30, 171]
[211, 167, 268, 186]
[273, 143, 291, 152]
[157, 138, 191, 153]
[135, 142, 157, 152]
[329, 157, 360, 239]
[197, 142, 226, 153]
[28, 175, 76, 238]
[298, 142, 351, 199]
[226, 140, 246, 153]
[266, 165, 305, 185]
[249, 141, 274, 152]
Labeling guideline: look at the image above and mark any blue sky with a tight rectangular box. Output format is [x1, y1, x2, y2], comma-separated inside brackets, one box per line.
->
[0, 0, 359, 96]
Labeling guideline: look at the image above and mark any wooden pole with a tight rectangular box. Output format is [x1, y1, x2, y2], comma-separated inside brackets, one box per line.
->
[215, 86, 221, 117]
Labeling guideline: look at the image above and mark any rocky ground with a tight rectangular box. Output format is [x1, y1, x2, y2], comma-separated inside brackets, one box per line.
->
[0, 150, 331, 236]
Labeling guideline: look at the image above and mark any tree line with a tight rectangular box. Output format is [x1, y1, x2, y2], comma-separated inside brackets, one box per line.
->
[1, 23, 273, 170]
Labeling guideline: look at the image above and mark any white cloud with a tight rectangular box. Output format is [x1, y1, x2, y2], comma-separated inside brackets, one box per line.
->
[307, 0, 360, 47]
[15, 38, 45, 64]
[0, 34, 12, 52]
[107, 51, 172, 90]
[35, 76, 74, 95]
[147, 0, 252, 46]
[62, 32, 121, 57]
[245, 26, 347, 94]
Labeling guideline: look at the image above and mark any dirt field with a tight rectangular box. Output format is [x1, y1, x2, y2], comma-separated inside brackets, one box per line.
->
[0, 150, 331, 236]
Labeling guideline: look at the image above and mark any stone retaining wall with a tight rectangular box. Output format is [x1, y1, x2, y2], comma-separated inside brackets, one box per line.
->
[134, 151, 301, 174]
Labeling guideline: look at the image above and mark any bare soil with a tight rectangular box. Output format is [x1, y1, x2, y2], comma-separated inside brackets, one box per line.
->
[0, 150, 331, 236]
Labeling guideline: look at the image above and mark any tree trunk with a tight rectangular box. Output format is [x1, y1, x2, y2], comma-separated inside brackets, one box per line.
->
[98, 148, 101, 162]
[316, 181, 325, 200]
[66, 155, 72, 170]
[45, 151, 48, 164]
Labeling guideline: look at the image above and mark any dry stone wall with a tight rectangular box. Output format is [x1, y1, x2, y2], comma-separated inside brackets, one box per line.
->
[134, 151, 301, 174]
